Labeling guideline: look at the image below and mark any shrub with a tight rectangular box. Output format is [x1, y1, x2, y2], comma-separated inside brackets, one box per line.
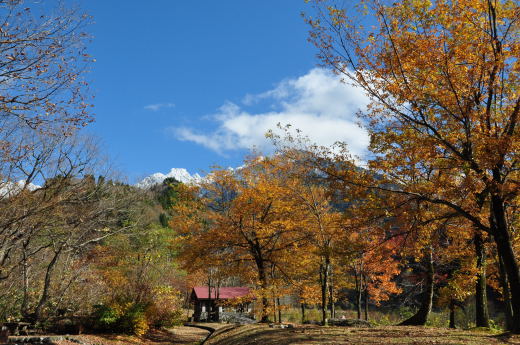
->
[118, 303, 149, 336]
[91, 302, 149, 336]
[92, 304, 120, 329]
[146, 286, 184, 328]
[91, 285, 183, 336]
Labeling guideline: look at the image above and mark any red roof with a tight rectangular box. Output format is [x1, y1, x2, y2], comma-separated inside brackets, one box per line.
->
[192, 286, 251, 300]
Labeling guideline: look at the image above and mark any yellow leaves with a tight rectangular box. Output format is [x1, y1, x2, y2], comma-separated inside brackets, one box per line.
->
[438, 266, 478, 305]
[327, 6, 347, 26]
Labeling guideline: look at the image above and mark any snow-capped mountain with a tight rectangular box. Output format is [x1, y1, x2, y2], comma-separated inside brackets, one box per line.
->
[136, 168, 202, 189]
[0, 180, 41, 198]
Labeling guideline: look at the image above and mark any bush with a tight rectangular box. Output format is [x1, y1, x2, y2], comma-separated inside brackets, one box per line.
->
[91, 302, 149, 336]
[92, 304, 119, 329]
[91, 286, 183, 336]
[146, 286, 184, 328]
[119, 303, 149, 336]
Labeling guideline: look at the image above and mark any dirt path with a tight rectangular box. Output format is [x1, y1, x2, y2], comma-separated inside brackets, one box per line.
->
[148, 326, 209, 345]
[52, 327, 210, 345]
[205, 324, 520, 345]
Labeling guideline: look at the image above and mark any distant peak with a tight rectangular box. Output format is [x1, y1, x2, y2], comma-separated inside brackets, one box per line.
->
[135, 168, 201, 189]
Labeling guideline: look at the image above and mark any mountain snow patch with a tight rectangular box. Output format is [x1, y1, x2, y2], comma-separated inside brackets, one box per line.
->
[136, 168, 201, 189]
[0, 180, 41, 198]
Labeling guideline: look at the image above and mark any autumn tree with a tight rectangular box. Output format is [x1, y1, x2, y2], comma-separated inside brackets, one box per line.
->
[305, 0, 520, 332]
[0, 133, 148, 324]
[0, 0, 91, 178]
[343, 228, 401, 321]
[274, 163, 344, 325]
[172, 157, 309, 322]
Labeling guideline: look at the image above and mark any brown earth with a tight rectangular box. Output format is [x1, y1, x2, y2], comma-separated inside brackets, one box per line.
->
[205, 324, 520, 345]
[52, 326, 209, 345]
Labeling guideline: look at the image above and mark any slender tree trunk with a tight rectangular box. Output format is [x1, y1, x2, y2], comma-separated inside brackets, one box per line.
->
[21, 241, 30, 319]
[319, 259, 330, 325]
[355, 272, 362, 320]
[474, 232, 490, 328]
[215, 279, 221, 322]
[400, 248, 434, 326]
[277, 297, 282, 323]
[207, 273, 212, 321]
[301, 303, 306, 324]
[34, 247, 62, 322]
[329, 273, 335, 319]
[364, 281, 369, 321]
[273, 297, 277, 323]
[491, 194, 520, 332]
[449, 300, 456, 329]
[498, 253, 514, 331]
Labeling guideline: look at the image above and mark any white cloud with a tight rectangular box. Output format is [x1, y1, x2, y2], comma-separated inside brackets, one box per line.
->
[144, 102, 175, 111]
[172, 68, 370, 158]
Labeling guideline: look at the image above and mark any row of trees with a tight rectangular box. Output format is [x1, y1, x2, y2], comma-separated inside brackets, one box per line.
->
[171, 151, 503, 327]
[172, 0, 519, 333]
[305, 0, 519, 332]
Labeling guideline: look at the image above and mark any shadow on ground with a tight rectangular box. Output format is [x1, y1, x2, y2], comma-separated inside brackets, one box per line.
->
[205, 325, 520, 345]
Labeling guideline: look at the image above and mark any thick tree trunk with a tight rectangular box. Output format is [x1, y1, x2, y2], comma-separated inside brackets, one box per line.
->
[474, 232, 490, 328]
[256, 257, 270, 323]
[399, 248, 434, 326]
[449, 300, 456, 329]
[498, 253, 514, 331]
[301, 303, 306, 323]
[491, 194, 520, 333]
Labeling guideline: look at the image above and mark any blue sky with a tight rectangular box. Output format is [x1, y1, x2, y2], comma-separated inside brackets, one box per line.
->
[79, 1, 368, 183]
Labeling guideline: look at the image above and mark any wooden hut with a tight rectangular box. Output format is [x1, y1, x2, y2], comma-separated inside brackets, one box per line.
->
[190, 286, 253, 321]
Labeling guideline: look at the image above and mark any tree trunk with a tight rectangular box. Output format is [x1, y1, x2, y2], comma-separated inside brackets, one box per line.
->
[301, 303, 306, 324]
[498, 252, 514, 331]
[364, 280, 369, 321]
[449, 300, 456, 329]
[399, 248, 434, 326]
[356, 273, 362, 320]
[277, 297, 282, 323]
[34, 247, 62, 322]
[256, 257, 270, 323]
[273, 297, 277, 323]
[21, 241, 30, 319]
[215, 279, 221, 322]
[491, 194, 520, 333]
[319, 259, 330, 326]
[329, 274, 335, 319]
[474, 232, 490, 328]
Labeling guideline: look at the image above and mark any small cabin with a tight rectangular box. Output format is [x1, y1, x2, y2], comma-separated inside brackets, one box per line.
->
[190, 286, 253, 322]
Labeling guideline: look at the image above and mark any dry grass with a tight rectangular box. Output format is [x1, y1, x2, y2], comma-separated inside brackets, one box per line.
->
[205, 324, 520, 345]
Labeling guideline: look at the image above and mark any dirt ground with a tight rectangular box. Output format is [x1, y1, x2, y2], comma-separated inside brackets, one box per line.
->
[205, 324, 520, 345]
[53, 326, 209, 345]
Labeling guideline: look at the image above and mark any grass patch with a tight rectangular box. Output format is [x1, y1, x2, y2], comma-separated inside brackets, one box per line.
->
[205, 324, 520, 345]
